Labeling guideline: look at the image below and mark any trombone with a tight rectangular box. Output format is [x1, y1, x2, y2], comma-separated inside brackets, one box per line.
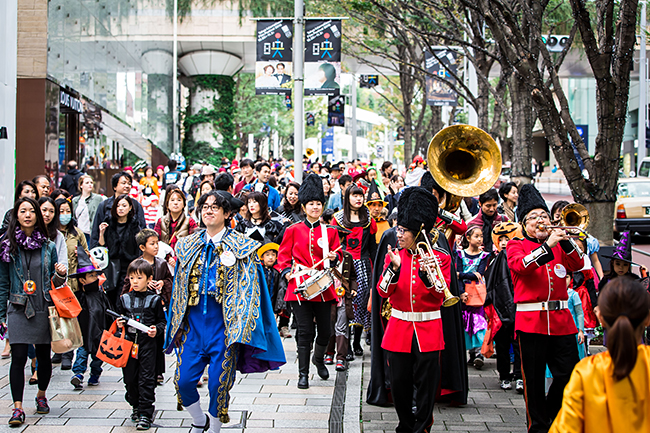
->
[537, 203, 590, 238]
[416, 225, 459, 307]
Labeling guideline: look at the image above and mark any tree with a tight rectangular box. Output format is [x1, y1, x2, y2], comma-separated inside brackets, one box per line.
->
[469, 0, 638, 242]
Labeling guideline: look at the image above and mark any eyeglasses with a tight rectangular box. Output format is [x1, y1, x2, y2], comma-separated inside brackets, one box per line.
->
[396, 227, 406, 235]
[526, 213, 550, 222]
[201, 204, 222, 213]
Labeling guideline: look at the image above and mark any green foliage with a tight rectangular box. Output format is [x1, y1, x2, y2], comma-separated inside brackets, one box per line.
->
[170, 0, 293, 21]
[182, 75, 237, 164]
[122, 149, 140, 168]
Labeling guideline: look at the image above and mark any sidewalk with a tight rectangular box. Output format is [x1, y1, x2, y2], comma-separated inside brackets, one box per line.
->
[0, 335, 336, 432]
[358, 355, 527, 433]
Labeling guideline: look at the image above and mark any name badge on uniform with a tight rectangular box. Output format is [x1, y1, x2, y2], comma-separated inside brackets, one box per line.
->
[554, 264, 567, 278]
[317, 237, 327, 248]
[220, 250, 236, 267]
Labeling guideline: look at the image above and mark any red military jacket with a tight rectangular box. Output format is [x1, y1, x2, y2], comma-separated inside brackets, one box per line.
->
[377, 246, 450, 353]
[276, 219, 341, 302]
[506, 235, 584, 335]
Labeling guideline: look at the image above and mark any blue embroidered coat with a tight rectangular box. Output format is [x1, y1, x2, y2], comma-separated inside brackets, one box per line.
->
[164, 228, 285, 372]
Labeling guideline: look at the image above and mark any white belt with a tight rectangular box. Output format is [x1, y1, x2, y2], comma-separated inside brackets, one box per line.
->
[516, 301, 569, 312]
[391, 309, 441, 322]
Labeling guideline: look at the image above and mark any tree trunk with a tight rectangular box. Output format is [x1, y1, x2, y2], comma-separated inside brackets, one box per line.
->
[509, 73, 534, 185]
[583, 202, 615, 246]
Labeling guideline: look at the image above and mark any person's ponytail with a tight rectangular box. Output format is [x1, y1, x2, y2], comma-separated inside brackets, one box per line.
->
[599, 277, 650, 381]
[605, 315, 638, 381]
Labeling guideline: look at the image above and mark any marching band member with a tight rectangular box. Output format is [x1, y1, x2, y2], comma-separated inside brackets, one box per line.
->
[276, 174, 342, 389]
[506, 184, 584, 433]
[377, 187, 450, 433]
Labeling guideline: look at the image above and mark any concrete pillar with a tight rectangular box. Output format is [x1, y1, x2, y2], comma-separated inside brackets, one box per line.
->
[142, 50, 173, 155]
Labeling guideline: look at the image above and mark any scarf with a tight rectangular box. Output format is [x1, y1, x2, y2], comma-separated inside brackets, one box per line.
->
[0, 229, 47, 263]
[481, 211, 496, 251]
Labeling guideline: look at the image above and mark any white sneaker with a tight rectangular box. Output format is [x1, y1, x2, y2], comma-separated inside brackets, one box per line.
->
[500, 380, 512, 390]
[516, 379, 524, 394]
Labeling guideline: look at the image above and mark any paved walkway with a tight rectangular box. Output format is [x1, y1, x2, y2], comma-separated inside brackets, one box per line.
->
[0, 335, 335, 433]
[358, 354, 528, 433]
[0, 335, 601, 433]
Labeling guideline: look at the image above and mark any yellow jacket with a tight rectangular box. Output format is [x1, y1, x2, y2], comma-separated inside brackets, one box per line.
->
[550, 345, 650, 433]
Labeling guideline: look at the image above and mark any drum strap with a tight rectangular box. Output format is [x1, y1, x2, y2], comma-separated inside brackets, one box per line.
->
[321, 223, 330, 269]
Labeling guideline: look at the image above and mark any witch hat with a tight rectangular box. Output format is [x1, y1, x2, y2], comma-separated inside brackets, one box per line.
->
[69, 245, 104, 278]
[604, 231, 636, 264]
[365, 181, 387, 207]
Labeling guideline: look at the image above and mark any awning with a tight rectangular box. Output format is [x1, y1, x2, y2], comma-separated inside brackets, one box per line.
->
[100, 110, 152, 161]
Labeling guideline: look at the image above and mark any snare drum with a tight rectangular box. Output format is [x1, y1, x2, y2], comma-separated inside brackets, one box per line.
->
[296, 269, 334, 300]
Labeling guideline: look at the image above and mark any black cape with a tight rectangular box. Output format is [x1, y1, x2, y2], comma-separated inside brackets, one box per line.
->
[366, 227, 469, 406]
[484, 250, 516, 327]
[77, 284, 112, 353]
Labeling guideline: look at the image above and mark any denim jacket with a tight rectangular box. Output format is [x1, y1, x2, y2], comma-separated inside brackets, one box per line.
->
[0, 241, 60, 323]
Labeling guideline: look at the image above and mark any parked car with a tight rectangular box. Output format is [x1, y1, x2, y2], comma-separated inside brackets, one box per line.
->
[494, 165, 511, 189]
[614, 178, 650, 235]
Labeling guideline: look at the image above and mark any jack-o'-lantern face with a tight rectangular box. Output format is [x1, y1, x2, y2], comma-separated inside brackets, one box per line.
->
[99, 340, 125, 360]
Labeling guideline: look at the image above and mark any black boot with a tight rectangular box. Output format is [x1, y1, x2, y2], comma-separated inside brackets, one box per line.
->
[353, 326, 363, 356]
[297, 346, 310, 389]
[312, 343, 330, 380]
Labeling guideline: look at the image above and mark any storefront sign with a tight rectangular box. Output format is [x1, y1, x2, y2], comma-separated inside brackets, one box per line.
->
[60, 91, 83, 113]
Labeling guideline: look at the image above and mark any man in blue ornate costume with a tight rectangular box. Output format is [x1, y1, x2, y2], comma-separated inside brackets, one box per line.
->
[164, 191, 285, 433]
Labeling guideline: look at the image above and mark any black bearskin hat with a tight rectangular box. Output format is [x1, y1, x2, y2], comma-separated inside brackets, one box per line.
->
[516, 183, 550, 223]
[419, 171, 446, 199]
[298, 173, 326, 205]
[397, 187, 439, 233]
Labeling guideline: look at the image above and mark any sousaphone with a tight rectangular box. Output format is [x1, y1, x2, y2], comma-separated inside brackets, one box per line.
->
[427, 124, 502, 206]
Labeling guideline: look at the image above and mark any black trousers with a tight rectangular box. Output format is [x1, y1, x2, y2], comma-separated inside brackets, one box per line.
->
[518, 332, 579, 433]
[494, 323, 521, 381]
[289, 301, 332, 349]
[387, 335, 440, 433]
[123, 339, 157, 418]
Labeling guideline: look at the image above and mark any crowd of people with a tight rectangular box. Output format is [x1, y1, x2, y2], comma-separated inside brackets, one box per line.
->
[0, 154, 648, 433]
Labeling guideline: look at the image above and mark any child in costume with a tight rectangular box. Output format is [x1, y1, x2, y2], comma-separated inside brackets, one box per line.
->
[456, 226, 490, 369]
[69, 246, 111, 390]
[116, 258, 166, 430]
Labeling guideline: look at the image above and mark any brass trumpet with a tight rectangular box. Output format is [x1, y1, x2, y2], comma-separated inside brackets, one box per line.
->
[416, 225, 459, 307]
[537, 203, 590, 238]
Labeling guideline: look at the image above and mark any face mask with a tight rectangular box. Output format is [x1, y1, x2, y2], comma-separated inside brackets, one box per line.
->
[59, 214, 72, 226]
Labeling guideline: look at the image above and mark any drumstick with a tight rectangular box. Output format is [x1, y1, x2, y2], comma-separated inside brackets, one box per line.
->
[310, 245, 343, 270]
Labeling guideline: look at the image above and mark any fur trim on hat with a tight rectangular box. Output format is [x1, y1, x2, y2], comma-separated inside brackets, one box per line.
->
[397, 187, 439, 233]
[299, 173, 326, 205]
[516, 184, 549, 223]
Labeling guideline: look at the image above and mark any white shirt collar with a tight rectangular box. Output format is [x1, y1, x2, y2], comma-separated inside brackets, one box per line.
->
[206, 227, 226, 245]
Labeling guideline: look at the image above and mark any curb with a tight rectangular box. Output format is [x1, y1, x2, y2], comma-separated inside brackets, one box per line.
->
[328, 355, 363, 433]
[343, 356, 362, 433]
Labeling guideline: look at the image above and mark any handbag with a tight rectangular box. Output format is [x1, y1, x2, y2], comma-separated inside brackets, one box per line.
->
[48, 306, 83, 354]
[104, 259, 121, 292]
[96, 319, 133, 368]
[466, 276, 487, 307]
[50, 283, 82, 318]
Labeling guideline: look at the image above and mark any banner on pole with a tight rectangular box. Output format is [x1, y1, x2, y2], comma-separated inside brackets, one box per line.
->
[256, 20, 294, 96]
[322, 127, 334, 155]
[327, 95, 345, 127]
[425, 49, 459, 106]
[304, 20, 342, 96]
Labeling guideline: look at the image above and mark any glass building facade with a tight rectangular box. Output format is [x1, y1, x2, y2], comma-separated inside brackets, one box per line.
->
[45, 0, 174, 178]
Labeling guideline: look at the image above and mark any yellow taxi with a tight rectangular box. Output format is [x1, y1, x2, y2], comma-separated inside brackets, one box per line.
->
[615, 178, 650, 235]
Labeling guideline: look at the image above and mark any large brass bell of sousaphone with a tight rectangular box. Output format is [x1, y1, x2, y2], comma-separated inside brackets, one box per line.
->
[427, 125, 502, 198]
